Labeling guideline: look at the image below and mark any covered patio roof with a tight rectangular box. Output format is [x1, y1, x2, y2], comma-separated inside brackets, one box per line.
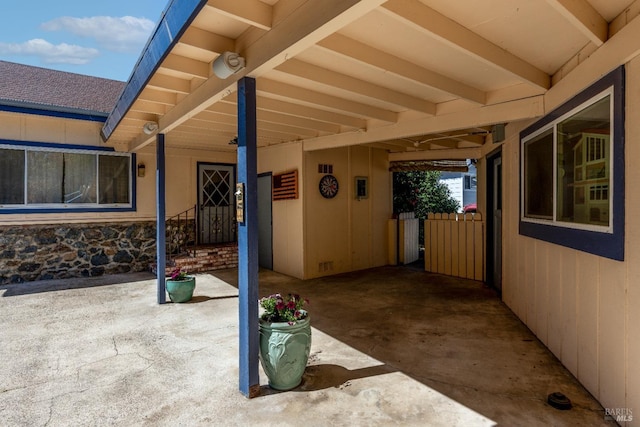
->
[101, 0, 636, 159]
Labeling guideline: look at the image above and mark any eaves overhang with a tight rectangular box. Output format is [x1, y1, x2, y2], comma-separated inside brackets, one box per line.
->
[97, 0, 639, 158]
[0, 99, 109, 122]
[100, 0, 208, 142]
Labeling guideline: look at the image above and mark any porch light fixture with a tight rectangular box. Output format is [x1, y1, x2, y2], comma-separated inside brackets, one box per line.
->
[212, 52, 245, 79]
[143, 121, 159, 135]
[137, 163, 146, 177]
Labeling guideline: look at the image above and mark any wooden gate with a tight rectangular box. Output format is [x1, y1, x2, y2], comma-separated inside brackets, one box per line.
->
[424, 213, 484, 281]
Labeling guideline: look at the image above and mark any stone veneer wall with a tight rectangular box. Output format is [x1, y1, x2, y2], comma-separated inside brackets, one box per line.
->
[0, 222, 157, 284]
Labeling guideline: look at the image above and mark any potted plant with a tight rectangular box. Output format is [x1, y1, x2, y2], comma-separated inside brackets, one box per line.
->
[166, 267, 196, 303]
[258, 293, 311, 390]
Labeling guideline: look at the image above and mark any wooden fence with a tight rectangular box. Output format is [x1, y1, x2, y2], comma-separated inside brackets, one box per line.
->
[424, 212, 484, 281]
[387, 212, 419, 265]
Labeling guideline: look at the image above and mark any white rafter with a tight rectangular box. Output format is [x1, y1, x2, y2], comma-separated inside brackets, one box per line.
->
[205, 0, 273, 30]
[545, 0, 607, 46]
[129, 0, 387, 152]
[317, 33, 487, 105]
[275, 58, 437, 114]
[380, 0, 551, 90]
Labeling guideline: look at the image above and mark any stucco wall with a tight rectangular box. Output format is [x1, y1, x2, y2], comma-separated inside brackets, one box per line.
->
[303, 146, 391, 279]
[500, 58, 640, 419]
[258, 142, 305, 279]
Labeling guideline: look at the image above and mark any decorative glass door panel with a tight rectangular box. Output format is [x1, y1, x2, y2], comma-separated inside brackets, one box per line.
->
[198, 164, 236, 244]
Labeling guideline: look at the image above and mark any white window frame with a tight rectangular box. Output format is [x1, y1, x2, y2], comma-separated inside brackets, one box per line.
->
[0, 142, 133, 211]
[520, 87, 614, 234]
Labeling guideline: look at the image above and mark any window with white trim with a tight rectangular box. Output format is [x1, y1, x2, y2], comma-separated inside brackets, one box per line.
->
[522, 91, 612, 230]
[464, 175, 477, 190]
[519, 66, 624, 261]
[0, 143, 133, 211]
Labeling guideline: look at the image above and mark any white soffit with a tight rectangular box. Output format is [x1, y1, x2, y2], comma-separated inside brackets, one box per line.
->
[102, 0, 639, 156]
[418, 0, 590, 74]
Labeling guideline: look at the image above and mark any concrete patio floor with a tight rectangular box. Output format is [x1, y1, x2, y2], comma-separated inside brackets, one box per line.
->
[0, 266, 616, 426]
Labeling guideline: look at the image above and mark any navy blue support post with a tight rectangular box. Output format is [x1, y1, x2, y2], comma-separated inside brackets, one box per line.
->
[156, 133, 167, 304]
[237, 77, 260, 397]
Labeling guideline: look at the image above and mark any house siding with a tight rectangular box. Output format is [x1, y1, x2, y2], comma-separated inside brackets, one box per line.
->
[0, 107, 240, 283]
[499, 56, 640, 420]
[303, 146, 391, 279]
[258, 142, 305, 279]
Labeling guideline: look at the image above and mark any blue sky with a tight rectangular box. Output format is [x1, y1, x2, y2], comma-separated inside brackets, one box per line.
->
[0, 0, 168, 81]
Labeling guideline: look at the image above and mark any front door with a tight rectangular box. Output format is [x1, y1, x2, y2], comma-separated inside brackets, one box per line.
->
[198, 163, 236, 244]
[487, 152, 502, 293]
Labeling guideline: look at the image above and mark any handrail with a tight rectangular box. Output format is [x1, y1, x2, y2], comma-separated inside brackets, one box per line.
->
[166, 204, 197, 265]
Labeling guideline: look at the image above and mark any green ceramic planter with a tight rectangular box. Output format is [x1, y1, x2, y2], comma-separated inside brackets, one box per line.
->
[259, 316, 311, 390]
[166, 277, 196, 303]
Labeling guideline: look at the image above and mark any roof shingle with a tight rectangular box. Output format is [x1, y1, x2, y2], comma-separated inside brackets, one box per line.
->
[0, 60, 125, 114]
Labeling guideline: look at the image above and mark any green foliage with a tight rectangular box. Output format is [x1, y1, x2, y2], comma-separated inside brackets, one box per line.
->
[259, 293, 308, 324]
[169, 267, 189, 280]
[393, 170, 460, 218]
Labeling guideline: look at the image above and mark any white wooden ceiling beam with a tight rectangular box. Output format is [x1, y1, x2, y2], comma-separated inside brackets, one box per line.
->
[426, 140, 459, 150]
[178, 120, 236, 133]
[243, 0, 388, 78]
[303, 95, 543, 151]
[257, 110, 340, 134]
[388, 148, 482, 161]
[147, 74, 191, 94]
[254, 127, 303, 142]
[129, 100, 168, 115]
[545, 0, 607, 46]
[159, 54, 210, 79]
[546, 10, 640, 110]
[178, 27, 235, 55]
[165, 130, 238, 149]
[255, 96, 367, 129]
[205, 0, 273, 30]
[129, 0, 385, 152]
[138, 88, 178, 106]
[366, 142, 409, 151]
[427, 132, 487, 146]
[275, 59, 437, 114]
[193, 105, 318, 138]
[204, 102, 235, 115]
[258, 121, 318, 138]
[121, 111, 159, 123]
[381, 0, 550, 90]
[258, 78, 398, 123]
[317, 33, 487, 105]
[193, 110, 237, 125]
[202, 100, 339, 133]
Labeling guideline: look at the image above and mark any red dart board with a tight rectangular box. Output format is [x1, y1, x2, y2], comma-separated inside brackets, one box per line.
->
[319, 174, 339, 199]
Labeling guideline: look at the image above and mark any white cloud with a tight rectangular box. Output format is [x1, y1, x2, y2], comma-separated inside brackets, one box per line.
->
[41, 16, 155, 53]
[0, 39, 99, 65]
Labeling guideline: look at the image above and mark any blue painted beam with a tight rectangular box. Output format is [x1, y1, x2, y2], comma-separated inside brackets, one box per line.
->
[156, 133, 167, 304]
[101, 0, 208, 141]
[237, 77, 260, 397]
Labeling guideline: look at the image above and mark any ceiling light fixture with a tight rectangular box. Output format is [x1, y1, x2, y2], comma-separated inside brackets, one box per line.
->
[212, 52, 246, 79]
[143, 121, 159, 135]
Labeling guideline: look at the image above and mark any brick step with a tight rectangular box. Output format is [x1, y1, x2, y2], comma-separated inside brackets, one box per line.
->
[149, 243, 238, 275]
